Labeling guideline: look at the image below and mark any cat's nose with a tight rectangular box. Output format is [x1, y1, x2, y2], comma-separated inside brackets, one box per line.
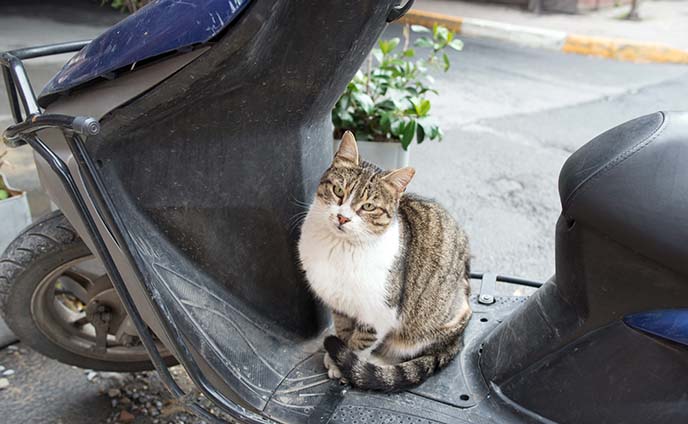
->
[337, 214, 351, 225]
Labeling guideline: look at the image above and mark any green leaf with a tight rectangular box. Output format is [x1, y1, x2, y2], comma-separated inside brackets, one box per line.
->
[449, 39, 464, 51]
[400, 120, 416, 150]
[371, 48, 383, 63]
[405, 86, 419, 96]
[435, 26, 450, 42]
[403, 48, 415, 57]
[380, 112, 392, 131]
[426, 123, 443, 141]
[337, 95, 350, 110]
[352, 92, 375, 115]
[411, 24, 431, 33]
[376, 99, 396, 111]
[442, 52, 450, 71]
[409, 97, 422, 115]
[378, 39, 388, 54]
[416, 123, 426, 144]
[391, 119, 405, 137]
[379, 37, 400, 54]
[418, 99, 431, 116]
[336, 110, 354, 127]
[414, 37, 433, 49]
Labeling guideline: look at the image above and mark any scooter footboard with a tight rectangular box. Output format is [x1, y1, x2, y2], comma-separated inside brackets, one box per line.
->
[262, 293, 531, 424]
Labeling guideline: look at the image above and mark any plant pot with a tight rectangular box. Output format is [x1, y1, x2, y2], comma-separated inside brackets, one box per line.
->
[0, 173, 31, 347]
[333, 138, 410, 170]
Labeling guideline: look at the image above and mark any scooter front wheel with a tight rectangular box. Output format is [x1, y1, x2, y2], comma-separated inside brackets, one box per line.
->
[0, 211, 174, 371]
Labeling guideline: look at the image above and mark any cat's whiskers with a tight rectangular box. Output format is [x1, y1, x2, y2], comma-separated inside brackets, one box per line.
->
[288, 211, 311, 232]
[289, 196, 313, 209]
[289, 202, 332, 233]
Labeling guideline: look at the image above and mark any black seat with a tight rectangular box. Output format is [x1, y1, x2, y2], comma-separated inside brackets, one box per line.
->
[480, 112, 688, 424]
[559, 111, 688, 275]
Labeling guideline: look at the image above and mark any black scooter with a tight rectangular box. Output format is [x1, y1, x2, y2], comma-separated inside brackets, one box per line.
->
[1, 1, 687, 423]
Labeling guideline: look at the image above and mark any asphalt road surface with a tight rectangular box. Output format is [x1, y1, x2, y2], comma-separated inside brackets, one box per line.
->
[1, 7, 688, 424]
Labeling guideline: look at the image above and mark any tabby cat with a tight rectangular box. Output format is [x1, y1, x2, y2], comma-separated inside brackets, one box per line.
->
[298, 131, 472, 393]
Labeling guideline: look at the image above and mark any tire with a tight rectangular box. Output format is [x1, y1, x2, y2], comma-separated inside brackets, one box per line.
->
[0, 210, 164, 372]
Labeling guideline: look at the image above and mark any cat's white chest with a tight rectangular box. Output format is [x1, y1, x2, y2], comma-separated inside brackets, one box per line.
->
[298, 218, 401, 331]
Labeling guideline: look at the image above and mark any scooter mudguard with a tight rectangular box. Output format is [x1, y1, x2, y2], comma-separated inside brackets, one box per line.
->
[10, 0, 687, 423]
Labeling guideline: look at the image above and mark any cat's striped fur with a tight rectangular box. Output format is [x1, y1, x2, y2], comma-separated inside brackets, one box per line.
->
[298, 131, 471, 393]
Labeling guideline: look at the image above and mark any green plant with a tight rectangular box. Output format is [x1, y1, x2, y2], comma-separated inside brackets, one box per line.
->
[103, 0, 149, 13]
[332, 24, 462, 150]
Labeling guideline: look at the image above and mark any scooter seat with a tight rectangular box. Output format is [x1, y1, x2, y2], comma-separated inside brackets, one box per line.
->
[483, 112, 688, 423]
[559, 111, 688, 275]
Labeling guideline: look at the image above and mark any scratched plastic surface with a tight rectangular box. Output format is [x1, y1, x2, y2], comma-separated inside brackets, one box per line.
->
[40, 0, 250, 99]
[624, 309, 688, 346]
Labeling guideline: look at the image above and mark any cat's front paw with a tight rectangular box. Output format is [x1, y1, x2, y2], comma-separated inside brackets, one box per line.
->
[323, 353, 342, 380]
[328, 366, 343, 380]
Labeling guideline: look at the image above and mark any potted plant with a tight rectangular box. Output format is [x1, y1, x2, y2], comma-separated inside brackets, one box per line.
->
[331, 24, 463, 170]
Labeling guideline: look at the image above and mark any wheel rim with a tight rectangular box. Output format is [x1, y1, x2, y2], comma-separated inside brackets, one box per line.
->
[30, 255, 166, 363]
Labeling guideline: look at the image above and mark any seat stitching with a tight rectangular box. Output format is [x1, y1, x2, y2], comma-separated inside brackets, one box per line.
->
[563, 112, 669, 213]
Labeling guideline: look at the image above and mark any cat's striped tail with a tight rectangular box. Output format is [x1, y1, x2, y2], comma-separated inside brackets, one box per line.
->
[323, 335, 457, 393]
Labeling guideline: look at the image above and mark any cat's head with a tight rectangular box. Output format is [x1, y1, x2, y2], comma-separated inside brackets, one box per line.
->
[308, 131, 415, 241]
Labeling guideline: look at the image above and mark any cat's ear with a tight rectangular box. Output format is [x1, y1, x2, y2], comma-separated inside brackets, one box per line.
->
[334, 131, 359, 166]
[383, 167, 415, 194]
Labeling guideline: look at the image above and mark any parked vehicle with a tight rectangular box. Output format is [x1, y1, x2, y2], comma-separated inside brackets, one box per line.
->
[1, 1, 686, 423]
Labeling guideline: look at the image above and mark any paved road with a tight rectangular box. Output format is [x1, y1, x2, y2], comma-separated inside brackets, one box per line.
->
[404, 26, 688, 283]
[1, 8, 688, 423]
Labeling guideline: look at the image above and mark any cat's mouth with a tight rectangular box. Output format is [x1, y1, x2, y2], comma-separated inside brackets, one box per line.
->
[329, 220, 349, 236]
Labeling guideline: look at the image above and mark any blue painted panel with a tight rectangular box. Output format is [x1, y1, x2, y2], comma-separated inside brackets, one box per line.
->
[624, 309, 688, 346]
[40, 0, 251, 99]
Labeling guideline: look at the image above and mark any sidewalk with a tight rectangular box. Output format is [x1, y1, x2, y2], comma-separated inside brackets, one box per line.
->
[408, 0, 688, 63]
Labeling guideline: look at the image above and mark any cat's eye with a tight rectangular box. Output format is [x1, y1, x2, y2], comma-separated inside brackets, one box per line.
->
[361, 202, 376, 211]
[332, 184, 345, 197]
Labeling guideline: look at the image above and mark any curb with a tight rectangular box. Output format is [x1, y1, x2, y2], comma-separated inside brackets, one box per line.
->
[399, 10, 688, 64]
